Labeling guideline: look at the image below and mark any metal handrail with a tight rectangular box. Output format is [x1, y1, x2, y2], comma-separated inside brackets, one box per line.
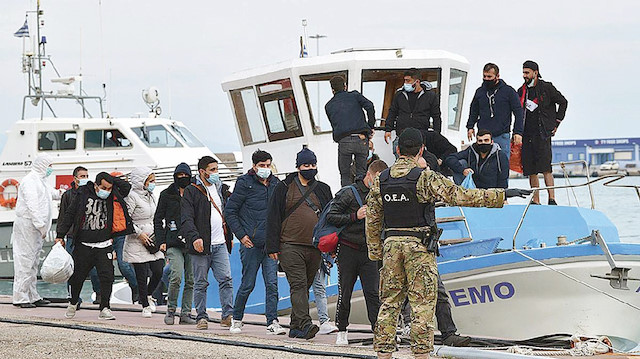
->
[511, 174, 626, 249]
[602, 175, 640, 201]
[551, 160, 594, 209]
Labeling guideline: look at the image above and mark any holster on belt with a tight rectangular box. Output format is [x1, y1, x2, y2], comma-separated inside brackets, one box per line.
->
[383, 226, 441, 256]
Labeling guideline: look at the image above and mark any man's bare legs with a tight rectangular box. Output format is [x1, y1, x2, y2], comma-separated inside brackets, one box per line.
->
[528, 172, 555, 204]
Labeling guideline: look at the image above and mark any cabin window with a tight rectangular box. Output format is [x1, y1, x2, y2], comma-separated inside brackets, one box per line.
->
[84, 129, 132, 149]
[257, 79, 303, 141]
[170, 125, 205, 147]
[230, 87, 266, 145]
[38, 131, 77, 151]
[361, 68, 440, 128]
[448, 69, 467, 131]
[131, 125, 183, 148]
[300, 71, 348, 134]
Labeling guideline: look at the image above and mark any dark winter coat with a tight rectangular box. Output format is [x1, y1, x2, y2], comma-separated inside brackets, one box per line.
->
[467, 79, 524, 137]
[58, 181, 80, 235]
[325, 180, 368, 249]
[266, 173, 332, 254]
[385, 83, 442, 134]
[153, 183, 185, 249]
[224, 170, 280, 249]
[445, 143, 509, 189]
[56, 177, 134, 241]
[517, 79, 568, 139]
[325, 90, 376, 142]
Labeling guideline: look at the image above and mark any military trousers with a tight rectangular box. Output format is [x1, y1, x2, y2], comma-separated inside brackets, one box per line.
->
[374, 238, 438, 354]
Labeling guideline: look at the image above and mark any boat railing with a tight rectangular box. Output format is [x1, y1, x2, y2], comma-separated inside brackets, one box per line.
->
[21, 93, 104, 120]
[551, 160, 594, 209]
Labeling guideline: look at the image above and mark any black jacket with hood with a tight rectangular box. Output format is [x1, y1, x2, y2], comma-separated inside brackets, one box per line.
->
[154, 163, 193, 250]
[445, 143, 509, 189]
[385, 83, 442, 134]
[325, 180, 369, 249]
[517, 79, 568, 139]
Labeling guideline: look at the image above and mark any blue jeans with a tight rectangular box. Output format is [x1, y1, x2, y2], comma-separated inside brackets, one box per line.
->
[191, 244, 233, 321]
[493, 132, 511, 160]
[312, 269, 329, 324]
[112, 235, 138, 290]
[233, 245, 279, 324]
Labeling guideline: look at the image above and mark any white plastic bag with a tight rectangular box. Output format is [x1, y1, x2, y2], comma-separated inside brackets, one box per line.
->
[40, 242, 74, 284]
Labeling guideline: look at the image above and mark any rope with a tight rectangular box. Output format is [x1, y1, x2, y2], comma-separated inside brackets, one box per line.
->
[513, 249, 640, 311]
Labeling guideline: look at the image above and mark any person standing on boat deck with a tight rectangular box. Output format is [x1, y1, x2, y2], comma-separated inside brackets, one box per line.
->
[123, 167, 164, 318]
[367, 128, 530, 359]
[384, 68, 442, 157]
[266, 148, 333, 340]
[56, 172, 135, 320]
[182, 156, 234, 330]
[325, 76, 376, 187]
[517, 60, 568, 205]
[326, 159, 388, 345]
[224, 150, 286, 335]
[12, 154, 60, 308]
[154, 163, 196, 325]
[466, 63, 524, 161]
[445, 129, 509, 189]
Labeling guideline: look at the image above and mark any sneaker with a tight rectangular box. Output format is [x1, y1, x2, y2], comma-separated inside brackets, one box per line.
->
[302, 324, 320, 340]
[548, 199, 557, 206]
[147, 296, 157, 312]
[229, 319, 243, 334]
[98, 308, 116, 320]
[142, 306, 153, 318]
[318, 320, 338, 335]
[196, 318, 208, 330]
[336, 331, 348, 345]
[164, 309, 175, 325]
[442, 333, 471, 347]
[33, 299, 51, 307]
[288, 328, 304, 338]
[179, 314, 196, 325]
[220, 315, 232, 327]
[19, 303, 36, 308]
[65, 304, 77, 319]
[266, 320, 286, 335]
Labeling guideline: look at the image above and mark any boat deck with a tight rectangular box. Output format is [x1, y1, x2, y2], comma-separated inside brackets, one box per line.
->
[0, 296, 635, 358]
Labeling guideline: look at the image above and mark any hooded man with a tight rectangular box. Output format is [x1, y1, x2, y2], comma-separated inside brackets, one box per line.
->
[12, 154, 57, 308]
[445, 129, 509, 189]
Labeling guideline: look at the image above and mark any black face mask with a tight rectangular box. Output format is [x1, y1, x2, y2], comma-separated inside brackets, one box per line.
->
[175, 176, 191, 189]
[473, 143, 493, 154]
[299, 168, 317, 180]
[483, 79, 498, 88]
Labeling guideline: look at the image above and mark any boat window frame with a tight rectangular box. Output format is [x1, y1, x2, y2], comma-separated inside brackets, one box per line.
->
[448, 68, 467, 131]
[257, 79, 303, 142]
[230, 86, 268, 146]
[360, 68, 441, 128]
[37, 130, 77, 151]
[130, 124, 184, 148]
[299, 71, 349, 135]
[169, 124, 205, 148]
[83, 129, 133, 150]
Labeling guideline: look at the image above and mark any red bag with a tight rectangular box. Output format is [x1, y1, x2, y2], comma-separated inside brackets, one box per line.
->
[317, 232, 340, 253]
[510, 142, 523, 174]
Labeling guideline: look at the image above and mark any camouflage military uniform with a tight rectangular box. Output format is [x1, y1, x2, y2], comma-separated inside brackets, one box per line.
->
[366, 157, 504, 355]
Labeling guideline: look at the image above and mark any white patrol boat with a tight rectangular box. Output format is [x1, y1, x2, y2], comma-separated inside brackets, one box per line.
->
[220, 48, 640, 351]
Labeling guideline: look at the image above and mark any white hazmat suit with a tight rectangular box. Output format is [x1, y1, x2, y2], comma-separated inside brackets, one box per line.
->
[12, 154, 56, 305]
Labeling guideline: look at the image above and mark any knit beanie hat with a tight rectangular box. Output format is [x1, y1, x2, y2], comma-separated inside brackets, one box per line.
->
[296, 148, 317, 168]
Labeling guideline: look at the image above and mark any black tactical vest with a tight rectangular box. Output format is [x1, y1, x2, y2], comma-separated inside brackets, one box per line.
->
[379, 167, 435, 229]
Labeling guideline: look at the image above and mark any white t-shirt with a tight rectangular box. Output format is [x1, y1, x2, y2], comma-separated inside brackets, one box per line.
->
[205, 184, 225, 246]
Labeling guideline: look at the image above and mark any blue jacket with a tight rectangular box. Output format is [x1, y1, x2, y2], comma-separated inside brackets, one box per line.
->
[445, 143, 509, 189]
[224, 170, 280, 249]
[467, 79, 524, 137]
[325, 90, 375, 142]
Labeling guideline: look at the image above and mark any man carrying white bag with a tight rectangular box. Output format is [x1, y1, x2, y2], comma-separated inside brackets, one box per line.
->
[41, 242, 74, 284]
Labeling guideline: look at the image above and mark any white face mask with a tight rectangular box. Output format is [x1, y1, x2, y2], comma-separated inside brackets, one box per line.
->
[256, 167, 271, 179]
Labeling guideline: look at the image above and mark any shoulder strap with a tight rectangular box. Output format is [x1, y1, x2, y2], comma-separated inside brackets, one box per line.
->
[191, 183, 224, 218]
[294, 176, 321, 215]
[406, 167, 424, 181]
[283, 177, 319, 220]
[349, 185, 363, 207]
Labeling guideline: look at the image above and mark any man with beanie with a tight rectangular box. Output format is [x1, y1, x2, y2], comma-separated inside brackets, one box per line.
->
[154, 162, 196, 325]
[325, 76, 376, 187]
[517, 60, 568, 205]
[266, 148, 332, 339]
[225, 150, 286, 335]
[466, 63, 524, 159]
[367, 128, 530, 358]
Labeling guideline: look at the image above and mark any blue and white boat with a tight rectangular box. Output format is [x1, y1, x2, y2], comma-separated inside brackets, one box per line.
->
[213, 48, 640, 350]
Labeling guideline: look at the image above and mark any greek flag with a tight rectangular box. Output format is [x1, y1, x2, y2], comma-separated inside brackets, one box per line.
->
[14, 20, 29, 38]
[299, 36, 308, 58]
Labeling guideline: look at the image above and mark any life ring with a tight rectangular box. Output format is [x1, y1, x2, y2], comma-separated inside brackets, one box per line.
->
[0, 179, 19, 209]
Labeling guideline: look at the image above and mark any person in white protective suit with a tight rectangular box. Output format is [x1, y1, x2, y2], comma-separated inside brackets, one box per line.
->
[12, 154, 61, 308]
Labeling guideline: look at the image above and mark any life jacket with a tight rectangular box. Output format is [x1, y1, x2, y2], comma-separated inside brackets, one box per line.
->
[379, 167, 435, 230]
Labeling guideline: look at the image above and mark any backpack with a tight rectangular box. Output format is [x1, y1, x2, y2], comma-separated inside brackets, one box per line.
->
[312, 185, 363, 253]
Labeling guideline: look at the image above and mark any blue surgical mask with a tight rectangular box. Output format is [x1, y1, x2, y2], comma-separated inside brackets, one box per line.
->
[78, 178, 89, 186]
[146, 182, 156, 193]
[206, 173, 220, 185]
[45, 167, 53, 177]
[97, 189, 111, 199]
[403, 83, 415, 92]
[256, 167, 271, 179]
